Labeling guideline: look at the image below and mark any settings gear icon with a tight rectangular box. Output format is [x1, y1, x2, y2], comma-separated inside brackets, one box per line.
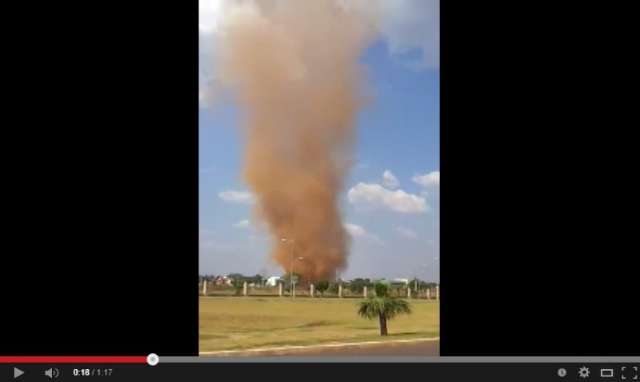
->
[578, 366, 590, 378]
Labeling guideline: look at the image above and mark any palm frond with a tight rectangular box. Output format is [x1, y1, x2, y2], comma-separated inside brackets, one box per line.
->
[383, 298, 412, 319]
[357, 297, 412, 320]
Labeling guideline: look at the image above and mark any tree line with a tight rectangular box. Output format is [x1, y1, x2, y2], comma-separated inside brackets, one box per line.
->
[200, 273, 438, 293]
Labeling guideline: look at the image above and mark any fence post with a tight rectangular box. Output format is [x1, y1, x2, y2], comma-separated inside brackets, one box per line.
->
[202, 280, 207, 296]
[243, 281, 248, 296]
[310, 284, 314, 297]
[426, 288, 431, 300]
[363, 286, 367, 298]
[278, 282, 283, 297]
[407, 286, 412, 298]
[436, 285, 440, 301]
[338, 284, 343, 298]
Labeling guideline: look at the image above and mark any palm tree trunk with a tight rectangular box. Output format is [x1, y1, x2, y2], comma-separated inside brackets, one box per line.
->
[379, 313, 388, 336]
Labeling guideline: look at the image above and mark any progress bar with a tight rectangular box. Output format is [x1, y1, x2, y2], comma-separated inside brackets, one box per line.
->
[1, 356, 636, 364]
[0, 356, 147, 364]
[162, 356, 640, 363]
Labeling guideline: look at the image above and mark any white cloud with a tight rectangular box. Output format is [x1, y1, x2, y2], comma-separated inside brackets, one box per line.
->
[344, 222, 367, 237]
[344, 222, 384, 245]
[218, 190, 255, 204]
[199, 0, 225, 35]
[382, 170, 400, 189]
[395, 226, 418, 239]
[412, 171, 440, 188]
[341, 0, 439, 70]
[347, 182, 427, 213]
[198, 0, 439, 110]
[233, 219, 250, 228]
[376, 0, 439, 70]
[199, 0, 230, 108]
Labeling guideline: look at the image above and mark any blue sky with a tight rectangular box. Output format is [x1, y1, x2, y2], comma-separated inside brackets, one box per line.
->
[199, 0, 439, 281]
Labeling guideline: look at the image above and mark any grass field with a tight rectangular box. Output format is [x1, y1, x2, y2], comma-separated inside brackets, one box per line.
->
[199, 296, 439, 352]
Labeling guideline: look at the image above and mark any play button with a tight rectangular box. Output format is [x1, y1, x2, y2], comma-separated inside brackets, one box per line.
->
[14, 367, 25, 378]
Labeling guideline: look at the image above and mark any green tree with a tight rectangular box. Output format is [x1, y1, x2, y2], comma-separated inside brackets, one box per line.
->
[349, 278, 372, 294]
[328, 281, 340, 295]
[253, 274, 264, 285]
[280, 273, 302, 289]
[407, 278, 436, 291]
[227, 273, 245, 281]
[231, 278, 244, 296]
[315, 280, 330, 296]
[357, 282, 411, 336]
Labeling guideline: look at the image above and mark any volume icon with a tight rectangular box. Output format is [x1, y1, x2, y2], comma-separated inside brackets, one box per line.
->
[44, 368, 60, 379]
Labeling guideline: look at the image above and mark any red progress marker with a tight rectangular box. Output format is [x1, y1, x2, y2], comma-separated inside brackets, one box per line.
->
[0, 356, 147, 364]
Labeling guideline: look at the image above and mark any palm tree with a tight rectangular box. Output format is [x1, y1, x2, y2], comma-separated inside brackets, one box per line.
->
[357, 282, 411, 336]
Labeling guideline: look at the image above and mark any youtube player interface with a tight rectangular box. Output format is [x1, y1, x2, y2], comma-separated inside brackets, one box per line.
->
[1, 0, 637, 381]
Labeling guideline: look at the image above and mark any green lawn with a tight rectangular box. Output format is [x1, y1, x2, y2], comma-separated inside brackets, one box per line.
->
[199, 296, 439, 352]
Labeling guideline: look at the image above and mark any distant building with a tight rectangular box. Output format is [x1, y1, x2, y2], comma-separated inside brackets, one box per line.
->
[390, 278, 410, 286]
[265, 276, 281, 287]
[214, 275, 233, 286]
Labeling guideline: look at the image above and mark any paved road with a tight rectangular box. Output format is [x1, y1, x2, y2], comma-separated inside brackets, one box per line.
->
[266, 340, 439, 356]
[205, 339, 440, 357]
